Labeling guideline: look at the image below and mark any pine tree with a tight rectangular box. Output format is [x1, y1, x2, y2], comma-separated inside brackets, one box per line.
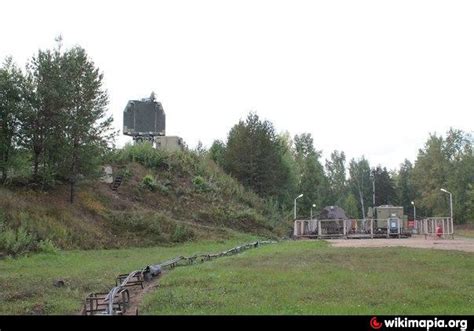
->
[209, 139, 226, 166]
[25, 39, 115, 201]
[372, 166, 397, 206]
[223, 113, 290, 201]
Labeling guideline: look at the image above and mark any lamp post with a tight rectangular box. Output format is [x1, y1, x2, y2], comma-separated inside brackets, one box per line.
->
[294, 194, 303, 220]
[411, 201, 416, 220]
[440, 188, 453, 220]
[310, 204, 316, 220]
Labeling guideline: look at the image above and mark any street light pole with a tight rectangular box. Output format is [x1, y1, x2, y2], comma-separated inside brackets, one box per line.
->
[411, 201, 416, 220]
[310, 204, 316, 220]
[294, 194, 303, 220]
[440, 188, 453, 220]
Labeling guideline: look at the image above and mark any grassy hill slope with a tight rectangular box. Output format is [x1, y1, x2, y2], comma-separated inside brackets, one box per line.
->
[0, 144, 288, 256]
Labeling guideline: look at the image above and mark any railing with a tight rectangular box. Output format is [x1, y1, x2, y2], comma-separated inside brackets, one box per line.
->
[317, 219, 346, 239]
[346, 219, 374, 238]
[293, 217, 455, 240]
[419, 217, 454, 239]
[293, 220, 318, 237]
[294, 218, 407, 239]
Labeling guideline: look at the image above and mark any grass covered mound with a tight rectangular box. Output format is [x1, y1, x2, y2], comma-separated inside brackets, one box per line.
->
[0, 143, 288, 256]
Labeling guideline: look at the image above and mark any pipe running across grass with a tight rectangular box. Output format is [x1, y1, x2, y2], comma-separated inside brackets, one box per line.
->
[83, 240, 277, 315]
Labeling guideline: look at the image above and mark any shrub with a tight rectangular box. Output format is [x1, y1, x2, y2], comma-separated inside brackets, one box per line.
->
[116, 142, 169, 169]
[171, 225, 194, 243]
[192, 176, 210, 192]
[0, 209, 5, 225]
[37, 239, 59, 254]
[156, 179, 172, 194]
[13, 227, 35, 254]
[0, 228, 16, 253]
[141, 175, 157, 191]
[0, 226, 36, 256]
[168, 151, 198, 175]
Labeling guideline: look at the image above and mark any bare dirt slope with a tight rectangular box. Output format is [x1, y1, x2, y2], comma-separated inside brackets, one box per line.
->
[327, 235, 474, 253]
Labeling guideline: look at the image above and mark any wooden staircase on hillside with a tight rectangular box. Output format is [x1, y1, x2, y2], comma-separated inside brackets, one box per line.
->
[110, 175, 123, 191]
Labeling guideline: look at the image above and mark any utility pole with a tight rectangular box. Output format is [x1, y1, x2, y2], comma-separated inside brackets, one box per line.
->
[372, 171, 376, 207]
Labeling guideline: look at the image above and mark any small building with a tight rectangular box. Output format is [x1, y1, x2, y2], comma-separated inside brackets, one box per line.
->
[155, 136, 184, 152]
[100, 165, 113, 184]
[374, 205, 404, 220]
[373, 205, 407, 233]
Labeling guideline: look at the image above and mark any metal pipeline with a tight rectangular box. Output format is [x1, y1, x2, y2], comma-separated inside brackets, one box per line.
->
[98, 240, 276, 315]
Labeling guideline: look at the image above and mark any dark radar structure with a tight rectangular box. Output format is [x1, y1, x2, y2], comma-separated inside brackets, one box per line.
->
[123, 92, 184, 151]
[123, 92, 166, 143]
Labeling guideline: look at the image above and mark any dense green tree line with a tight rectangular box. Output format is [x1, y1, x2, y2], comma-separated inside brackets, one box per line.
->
[0, 38, 115, 202]
[410, 129, 474, 223]
[210, 114, 473, 223]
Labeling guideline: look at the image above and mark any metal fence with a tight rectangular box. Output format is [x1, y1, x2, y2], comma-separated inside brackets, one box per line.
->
[293, 217, 454, 240]
[419, 217, 454, 239]
[293, 220, 318, 237]
[294, 218, 407, 239]
[317, 219, 345, 238]
[346, 219, 374, 238]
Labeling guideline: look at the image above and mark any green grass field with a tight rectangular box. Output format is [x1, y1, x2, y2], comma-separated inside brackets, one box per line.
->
[140, 240, 474, 315]
[0, 233, 258, 314]
[0, 238, 472, 315]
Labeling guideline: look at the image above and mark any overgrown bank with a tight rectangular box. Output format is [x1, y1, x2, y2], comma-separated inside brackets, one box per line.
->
[0, 144, 288, 256]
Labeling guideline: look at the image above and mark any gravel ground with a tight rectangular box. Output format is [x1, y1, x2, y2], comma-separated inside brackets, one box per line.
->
[327, 235, 474, 252]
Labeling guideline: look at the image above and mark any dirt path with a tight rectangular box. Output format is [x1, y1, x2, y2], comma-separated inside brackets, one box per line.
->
[122, 274, 162, 315]
[327, 235, 474, 252]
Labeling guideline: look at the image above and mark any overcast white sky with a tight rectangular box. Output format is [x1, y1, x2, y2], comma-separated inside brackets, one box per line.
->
[1, 0, 473, 170]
